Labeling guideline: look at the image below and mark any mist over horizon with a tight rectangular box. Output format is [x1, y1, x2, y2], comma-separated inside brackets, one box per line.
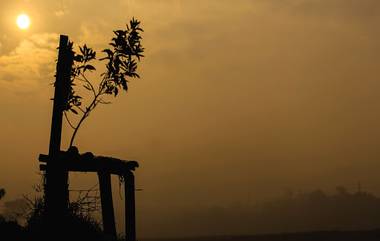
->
[1, 0, 380, 238]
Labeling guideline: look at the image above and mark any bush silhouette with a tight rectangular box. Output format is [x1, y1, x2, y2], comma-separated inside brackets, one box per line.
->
[0, 188, 5, 200]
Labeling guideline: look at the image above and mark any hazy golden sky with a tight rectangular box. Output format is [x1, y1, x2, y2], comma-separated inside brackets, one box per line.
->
[1, 0, 380, 237]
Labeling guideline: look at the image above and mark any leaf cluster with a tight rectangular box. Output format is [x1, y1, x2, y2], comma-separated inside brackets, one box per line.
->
[65, 18, 144, 116]
[64, 44, 97, 114]
[101, 18, 144, 96]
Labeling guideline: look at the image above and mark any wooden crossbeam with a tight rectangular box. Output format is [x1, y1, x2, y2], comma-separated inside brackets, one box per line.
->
[39, 153, 138, 175]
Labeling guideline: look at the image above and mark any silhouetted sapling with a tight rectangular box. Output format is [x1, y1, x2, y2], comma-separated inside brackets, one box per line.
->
[63, 18, 144, 148]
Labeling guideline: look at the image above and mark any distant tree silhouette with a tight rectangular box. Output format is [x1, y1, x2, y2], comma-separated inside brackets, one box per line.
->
[153, 187, 380, 237]
[64, 18, 144, 147]
[0, 188, 5, 200]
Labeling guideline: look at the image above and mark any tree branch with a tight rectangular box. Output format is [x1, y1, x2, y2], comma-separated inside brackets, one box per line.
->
[80, 73, 97, 98]
[69, 91, 102, 148]
[64, 111, 76, 129]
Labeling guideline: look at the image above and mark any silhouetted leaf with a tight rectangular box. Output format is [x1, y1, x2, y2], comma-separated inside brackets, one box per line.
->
[70, 108, 78, 115]
[83, 84, 92, 91]
[84, 65, 96, 71]
[74, 55, 83, 62]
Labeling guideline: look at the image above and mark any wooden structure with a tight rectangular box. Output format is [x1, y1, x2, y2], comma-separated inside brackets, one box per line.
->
[39, 35, 138, 241]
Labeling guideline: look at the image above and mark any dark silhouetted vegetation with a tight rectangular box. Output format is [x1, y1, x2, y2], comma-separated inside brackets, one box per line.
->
[0, 193, 117, 241]
[3, 186, 380, 240]
[0, 188, 5, 200]
[64, 18, 144, 147]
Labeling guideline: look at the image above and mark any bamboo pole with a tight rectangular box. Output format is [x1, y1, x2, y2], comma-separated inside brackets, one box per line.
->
[98, 172, 117, 239]
[45, 35, 73, 218]
[124, 171, 136, 241]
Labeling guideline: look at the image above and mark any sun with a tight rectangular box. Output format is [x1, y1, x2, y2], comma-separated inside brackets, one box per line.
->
[16, 14, 31, 30]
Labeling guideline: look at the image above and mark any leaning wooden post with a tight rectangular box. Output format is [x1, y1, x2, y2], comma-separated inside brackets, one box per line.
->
[124, 171, 136, 241]
[45, 35, 73, 218]
[98, 172, 117, 238]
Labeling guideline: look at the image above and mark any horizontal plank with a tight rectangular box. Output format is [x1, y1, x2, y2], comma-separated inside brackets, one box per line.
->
[38, 152, 139, 175]
[40, 162, 136, 175]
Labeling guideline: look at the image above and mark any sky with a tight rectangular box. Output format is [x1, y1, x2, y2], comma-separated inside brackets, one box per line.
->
[1, 0, 380, 237]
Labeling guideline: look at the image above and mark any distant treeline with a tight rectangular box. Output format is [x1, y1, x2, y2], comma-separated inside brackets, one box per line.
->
[151, 187, 380, 237]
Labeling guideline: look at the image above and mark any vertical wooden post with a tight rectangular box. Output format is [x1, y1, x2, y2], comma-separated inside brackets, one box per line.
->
[124, 171, 136, 241]
[98, 172, 117, 239]
[45, 35, 73, 217]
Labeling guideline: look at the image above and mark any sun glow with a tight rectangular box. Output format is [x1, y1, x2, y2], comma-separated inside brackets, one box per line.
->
[16, 14, 31, 30]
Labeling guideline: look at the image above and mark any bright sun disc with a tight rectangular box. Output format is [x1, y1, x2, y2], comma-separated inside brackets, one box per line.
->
[16, 14, 30, 30]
